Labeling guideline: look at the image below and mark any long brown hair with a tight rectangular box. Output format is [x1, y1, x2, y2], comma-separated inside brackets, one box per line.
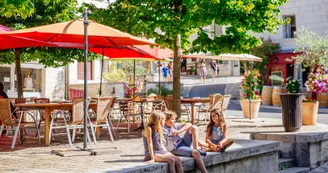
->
[145, 111, 166, 148]
[206, 108, 225, 137]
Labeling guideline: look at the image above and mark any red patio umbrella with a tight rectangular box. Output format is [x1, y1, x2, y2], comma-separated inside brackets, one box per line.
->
[0, 25, 56, 49]
[0, 19, 156, 47]
[0, 18, 158, 148]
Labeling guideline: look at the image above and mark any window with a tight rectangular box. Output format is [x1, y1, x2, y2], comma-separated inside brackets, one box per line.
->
[77, 61, 93, 80]
[17, 68, 42, 92]
[283, 15, 296, 38]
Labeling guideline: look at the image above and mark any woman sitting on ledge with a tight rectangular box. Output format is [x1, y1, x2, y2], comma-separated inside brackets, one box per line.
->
[203, 108, 234, 152]
[143, 111, 183, 173]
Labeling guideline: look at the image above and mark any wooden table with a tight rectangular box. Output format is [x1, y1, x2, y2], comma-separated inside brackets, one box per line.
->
[15, 102, 96, 146]
[181, 98, 210, 124]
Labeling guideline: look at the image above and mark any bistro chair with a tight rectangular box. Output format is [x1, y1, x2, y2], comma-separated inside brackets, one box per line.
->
[0, 99, 41, 149]
[33, 98, 50, 133]
[221, 94, 232, 124]
[116, 100, 142, 133]
[196, 94, 223, 124]
[50, 97, 92, 147]
[87, 97, 116, 143]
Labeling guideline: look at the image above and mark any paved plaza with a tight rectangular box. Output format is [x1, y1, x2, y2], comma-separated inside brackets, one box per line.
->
[0, 102, 327, 173]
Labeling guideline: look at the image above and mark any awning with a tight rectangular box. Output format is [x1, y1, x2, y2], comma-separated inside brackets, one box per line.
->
[182, 53, 262, 62]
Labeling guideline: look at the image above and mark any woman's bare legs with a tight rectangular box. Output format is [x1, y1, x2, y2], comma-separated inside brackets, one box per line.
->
[188, 125, 199, 150]
[192, 150, 208, 173]
[155, 153, 176, 173]
[155, 153, 183, 173]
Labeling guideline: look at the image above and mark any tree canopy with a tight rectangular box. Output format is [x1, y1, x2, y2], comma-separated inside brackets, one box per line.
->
[293, 27, 328, 72]
[88, 0, 286, 54]
[0, 0, 100, 67]
[86, 0, 287, 116]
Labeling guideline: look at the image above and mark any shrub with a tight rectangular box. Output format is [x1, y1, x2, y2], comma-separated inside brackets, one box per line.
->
[241, 69, 262, 100]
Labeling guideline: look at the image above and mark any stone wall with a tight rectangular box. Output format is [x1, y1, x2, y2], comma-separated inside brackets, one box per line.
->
[106, 139, 279, 173]
[251, 131, 328, 169]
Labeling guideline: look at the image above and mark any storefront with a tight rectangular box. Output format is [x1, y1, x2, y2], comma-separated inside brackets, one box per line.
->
[266, 52, 297, 86]
[0, 62, 44, 98]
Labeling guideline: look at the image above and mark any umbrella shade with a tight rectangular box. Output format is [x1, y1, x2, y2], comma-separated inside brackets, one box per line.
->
[182, 53, 262, 62]
[89, 46, 164, 61]
[134, 45, 173, 59]
[0, 25, 56, 50]
[0, 19, 156, 47]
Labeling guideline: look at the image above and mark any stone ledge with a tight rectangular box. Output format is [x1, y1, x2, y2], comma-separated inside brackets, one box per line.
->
[250, 131, 328, 143]
[90, 139, 279, 173]
[296, 132, 328, 143]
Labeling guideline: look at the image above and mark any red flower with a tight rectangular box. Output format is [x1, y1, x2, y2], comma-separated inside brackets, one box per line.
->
[255, 91, 260, 95]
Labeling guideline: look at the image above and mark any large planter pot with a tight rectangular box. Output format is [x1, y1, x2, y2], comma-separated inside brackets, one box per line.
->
[240, 99, 262, 119]
[280, 93, 303, 132]
[301, 101, 319, 125]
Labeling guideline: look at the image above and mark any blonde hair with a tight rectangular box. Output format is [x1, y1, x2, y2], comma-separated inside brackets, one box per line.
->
[145, 111, 166, 148]
[164, 110, 177, 121]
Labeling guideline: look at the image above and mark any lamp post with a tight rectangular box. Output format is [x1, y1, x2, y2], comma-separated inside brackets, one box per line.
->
[83, 7, 90, 149]
[249, 60, 254, 120]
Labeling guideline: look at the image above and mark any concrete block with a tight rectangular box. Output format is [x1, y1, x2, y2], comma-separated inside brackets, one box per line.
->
[320, 140, 328, 166]
[267, 134, 296, 143]
[296, 143, 310, 167]
[296, 132, 328, 143]
[206, 164, 225, 173]
[279, 142, 296, 158]
[249, 141, 279, 156]
[253, 133, 267, 140]
[310, 142, 321, 168]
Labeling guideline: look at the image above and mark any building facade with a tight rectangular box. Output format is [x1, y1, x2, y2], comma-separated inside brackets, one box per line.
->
[255, 0, 328, 85]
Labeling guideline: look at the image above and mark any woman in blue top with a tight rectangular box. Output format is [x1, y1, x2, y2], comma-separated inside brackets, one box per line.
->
[204, 108, 234, 152]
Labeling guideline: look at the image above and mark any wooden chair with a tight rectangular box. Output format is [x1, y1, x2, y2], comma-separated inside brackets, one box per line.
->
[50, 97, 92, 147]
[33, 98, 50, 131]
[164, 96, 190, 121]
[0, 99, 41, 149]
[196, 94, 223, 124]
[221, 95, 232, 124]
[116, 100, 142, 133]
[87, 97, 116, 143]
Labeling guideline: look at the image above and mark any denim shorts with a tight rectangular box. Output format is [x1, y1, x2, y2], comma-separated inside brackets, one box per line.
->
[171, 131, 193, 157]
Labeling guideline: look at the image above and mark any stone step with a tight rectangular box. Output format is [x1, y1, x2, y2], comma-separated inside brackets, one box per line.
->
[279, 167, 310, 173]
[279, 158, 296, 170]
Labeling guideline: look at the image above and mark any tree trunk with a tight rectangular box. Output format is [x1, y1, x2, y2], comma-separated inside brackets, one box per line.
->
[242, 61, 249, 74]
[15, 49, 23, 98]
[173, 34, 182, 118]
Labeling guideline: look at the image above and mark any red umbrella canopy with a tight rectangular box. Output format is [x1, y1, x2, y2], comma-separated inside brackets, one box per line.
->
[0, 25, 56, 50]
[88, 46, 165, 60]
[134, 45, 173, 59]
[0, 19, 156, 47]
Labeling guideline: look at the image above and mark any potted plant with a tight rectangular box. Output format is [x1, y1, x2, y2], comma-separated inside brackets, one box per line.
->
[302, 68, 328, 125]
[280, 77, 302, 132]
[240, 69, 262, 119]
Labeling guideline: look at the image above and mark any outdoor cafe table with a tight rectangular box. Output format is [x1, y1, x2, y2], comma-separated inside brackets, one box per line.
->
[181, 98, 210, 125]
[15, 102, 96, 146]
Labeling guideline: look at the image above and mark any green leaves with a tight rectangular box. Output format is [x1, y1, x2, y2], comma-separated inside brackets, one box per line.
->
[293, 27, 328, 72]
[0, 0, 81, 67]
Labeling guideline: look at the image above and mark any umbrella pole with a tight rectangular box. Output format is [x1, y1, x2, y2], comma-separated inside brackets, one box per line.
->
[133, 59, 136, 97]
[158, 60, 161, 95]
[83, 8, 90, 149]
[99, 48, 104, 97]
[249, 61, 254, 120]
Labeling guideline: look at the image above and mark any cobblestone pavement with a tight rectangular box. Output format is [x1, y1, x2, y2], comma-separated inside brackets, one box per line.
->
[1, 120, 328, 173]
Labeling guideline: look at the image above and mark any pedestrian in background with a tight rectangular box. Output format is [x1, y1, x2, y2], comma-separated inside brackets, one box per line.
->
[209, 59, 218, 82]
[199, 59, 207, 84]
[168, 61, 173, 81]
